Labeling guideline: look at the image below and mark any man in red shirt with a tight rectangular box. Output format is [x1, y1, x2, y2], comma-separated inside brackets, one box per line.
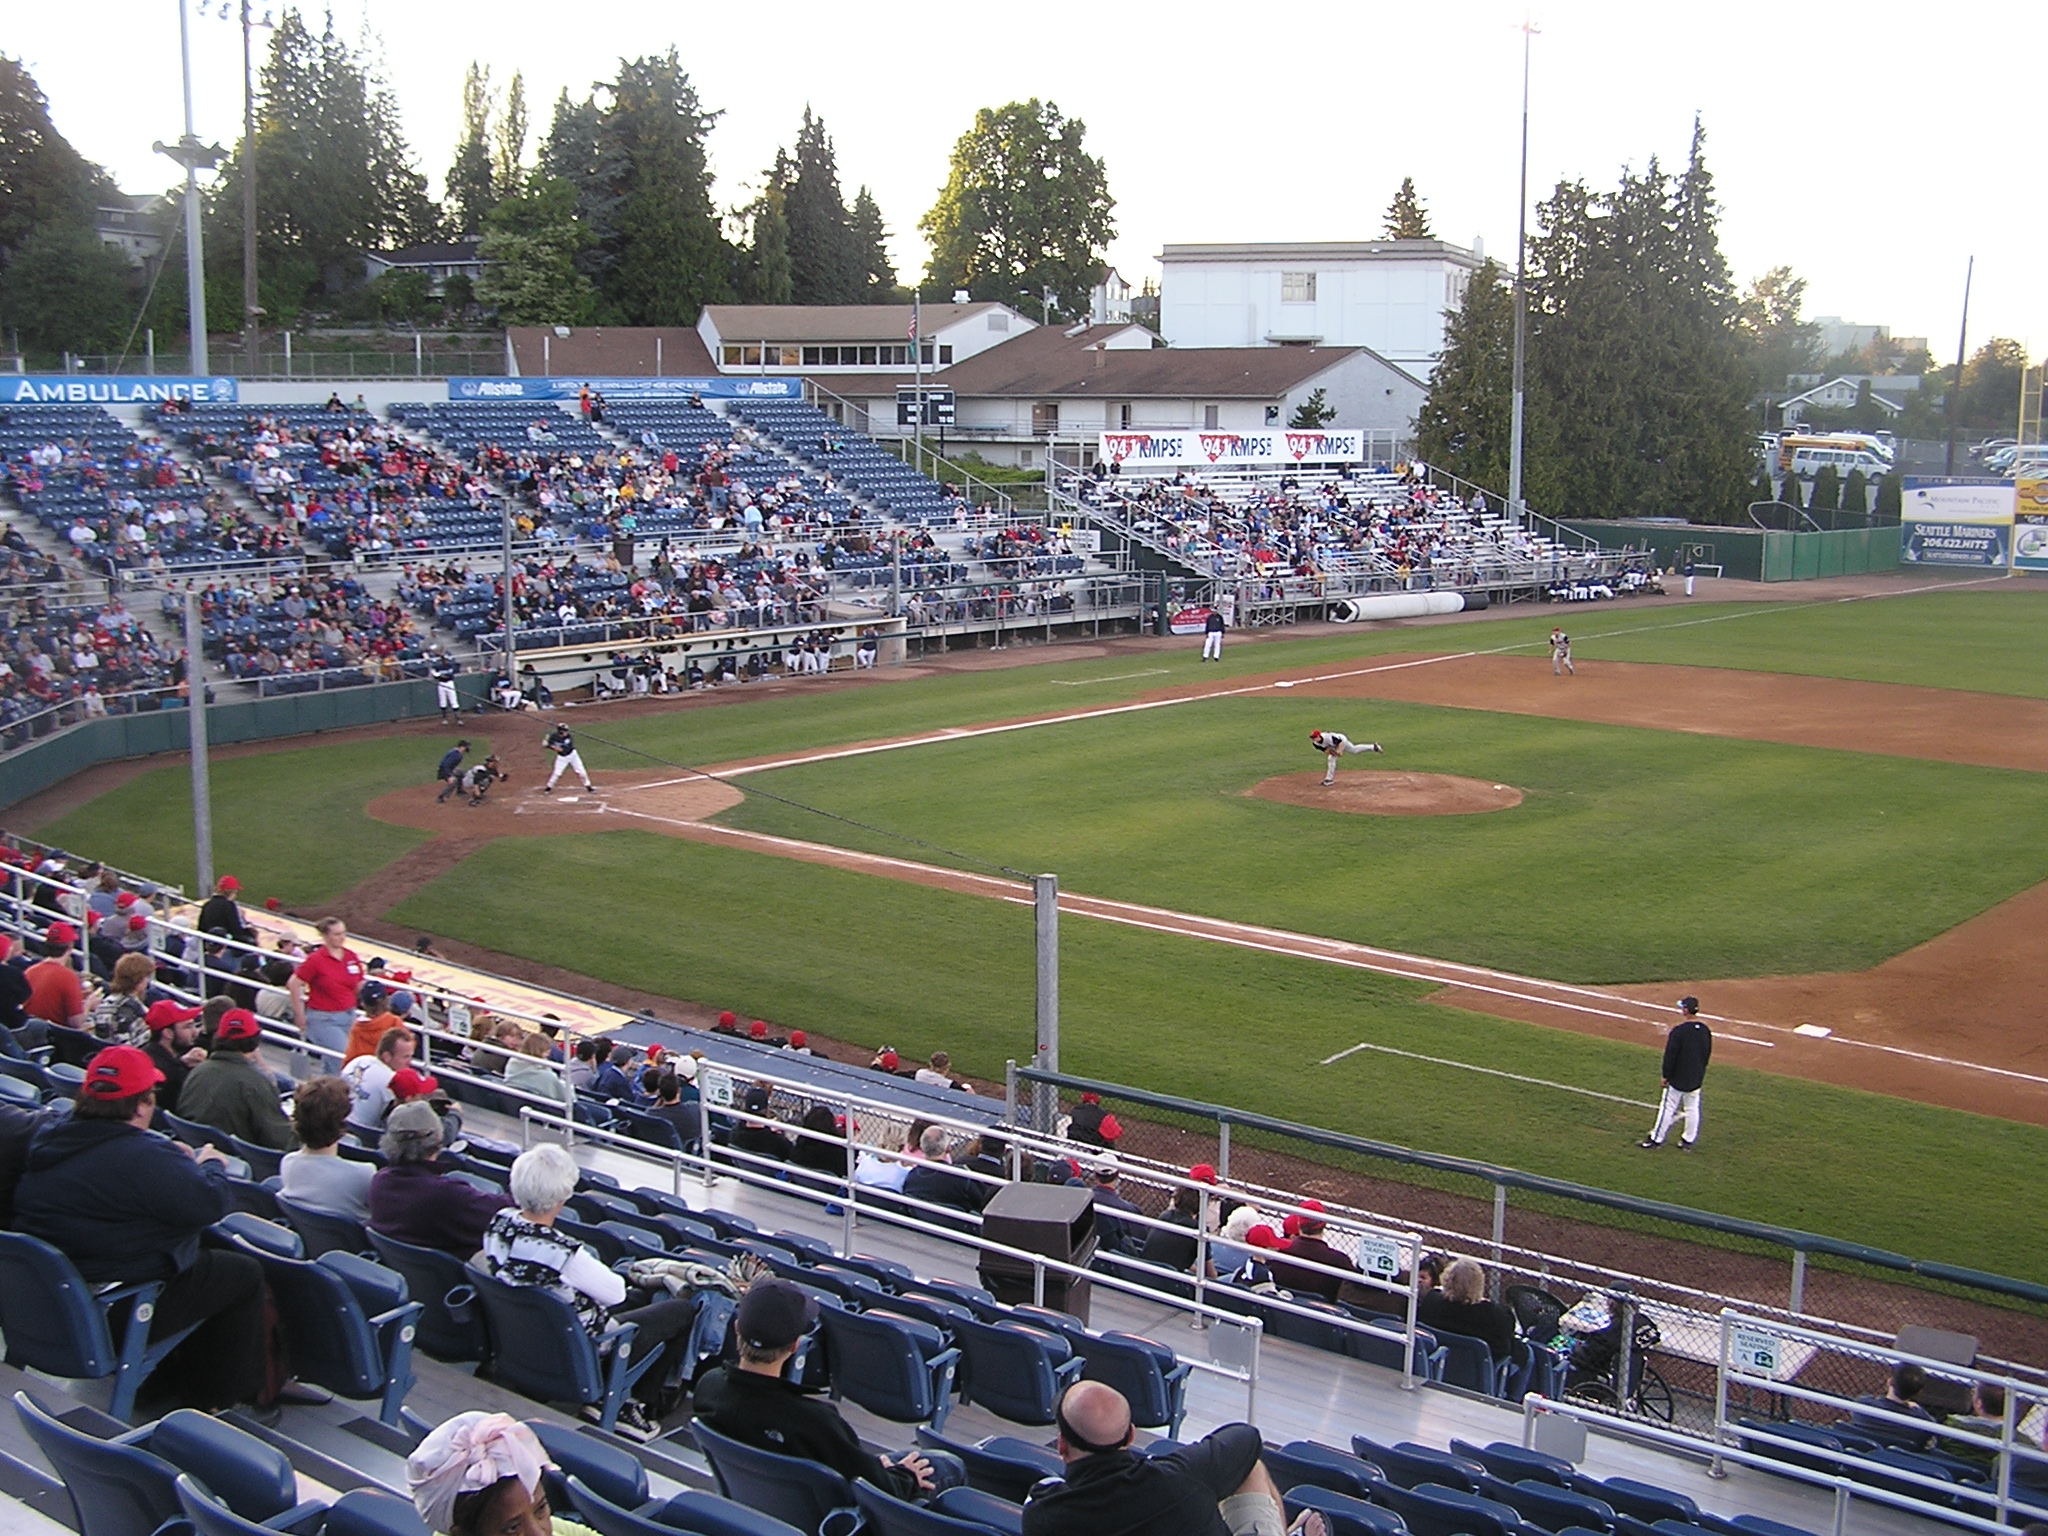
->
[25, 924, 93, 1061]
[288, 916, 364, 1061]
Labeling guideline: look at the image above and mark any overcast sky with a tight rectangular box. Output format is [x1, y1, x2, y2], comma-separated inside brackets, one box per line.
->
[12, 0, 2043, 361]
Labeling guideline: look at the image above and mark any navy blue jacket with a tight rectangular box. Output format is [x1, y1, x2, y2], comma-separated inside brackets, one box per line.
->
[14, 1117, 232, 1282]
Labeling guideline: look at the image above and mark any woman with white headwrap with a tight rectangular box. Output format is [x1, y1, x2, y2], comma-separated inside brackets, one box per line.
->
[406, 1411, 595, 1536]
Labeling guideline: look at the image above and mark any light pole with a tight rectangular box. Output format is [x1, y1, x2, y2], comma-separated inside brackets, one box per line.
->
[236, 2, 273, 371]
[155, 0, 225, 375]
[1507, 18, 1539, 523]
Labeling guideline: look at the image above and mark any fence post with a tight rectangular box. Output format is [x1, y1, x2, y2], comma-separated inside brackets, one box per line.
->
[1790, 1250, 1807, 1316]
[1217, 1121, 1231, 1182]
[1491, 1184, 1507, 1282]
[1711, 1310, 1732, 1478]
[1401, 1247, 1421, 1390]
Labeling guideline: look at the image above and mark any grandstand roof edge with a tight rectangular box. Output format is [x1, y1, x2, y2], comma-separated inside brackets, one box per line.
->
[1159, 239, 1482, 267]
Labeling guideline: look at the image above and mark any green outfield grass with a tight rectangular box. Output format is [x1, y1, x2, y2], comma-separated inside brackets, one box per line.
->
[716, 696, 2048, 982]
[33, 736, 455, 903]
[385, 831, 2048, 1281]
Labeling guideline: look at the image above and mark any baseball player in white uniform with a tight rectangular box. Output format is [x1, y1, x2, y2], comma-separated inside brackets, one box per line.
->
[1309, 729, 1383, 786]
[1550, 627, 1575, 676]
[541, 723, 595, 793]
[430, 652, 461, 722]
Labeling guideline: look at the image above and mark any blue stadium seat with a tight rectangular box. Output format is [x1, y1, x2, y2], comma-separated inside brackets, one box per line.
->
[211, 1211, 301, 1260]
[0, 1231, 204, 1420]
[1343, 1319, 1447, 1381]
[851, 1479, 1010, 1535]
[693, 1417, 855, 1536]
[1377, 1482, 1527, 1536]
[819, 1304, 959, 1430]
[950, 1317, 1084, 1427]
[1005, 1307, 1189, 1437]
[1263, 1441, 1383, 1502]
[1494, 1478, 1618, 1533]
[366, 1229, 488, 1362]
[175, 1471, 326, 1536]
[466, 1263, 663, 1434]
[913, 1428, 1061, 1503]
[570, 1476, 804, 1536]
[0, 1071, 42, 1106]
[322, 1488, 431, 1536]
[1577, 1478, 1699, 1526]
[144, 1405, 323, 1528]
[275, 1194, 371, 1259]
[239, 1242, 423, 1431]
[928, 1488, 1026, 1535]
[528, 1418, 652, 1519]
[14, 1387, 187, 1536]
[1353, 1439, 1485, 1494]
[1283, 1485, 1408, 1536]
[1448, 1440, 1577, 1489]
[1432, 1329, 1510, 1397]
[224, 1134, 285, 1181]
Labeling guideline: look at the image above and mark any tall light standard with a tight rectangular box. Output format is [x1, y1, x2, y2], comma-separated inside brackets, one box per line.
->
[155, 0, 225, 375]
[1507, 19, 1539, 523]
[235, 2, 274, 370]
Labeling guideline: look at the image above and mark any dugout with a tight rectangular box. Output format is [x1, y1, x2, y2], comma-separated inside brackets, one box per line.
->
[1560, 521, 1901, 583]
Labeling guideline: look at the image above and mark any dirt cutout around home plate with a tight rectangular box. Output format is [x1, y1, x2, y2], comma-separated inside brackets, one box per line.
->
[366, 772, 743, 839]
[1249, 770, 1523, 816]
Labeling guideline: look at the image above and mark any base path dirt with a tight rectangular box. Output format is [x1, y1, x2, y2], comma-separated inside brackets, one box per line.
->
[1249, 769, 1523, 816]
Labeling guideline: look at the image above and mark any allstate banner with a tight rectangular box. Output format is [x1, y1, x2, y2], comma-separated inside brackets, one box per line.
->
[2014, 477, 2048, 573]
[1100, 429, 1364, 468]
[6, 375, 237, 405]
[449, 376, 801, 401]
[1900, 479, 2014, 568]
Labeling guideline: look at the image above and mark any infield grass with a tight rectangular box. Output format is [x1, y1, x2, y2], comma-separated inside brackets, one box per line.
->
[386, 831, 2048, 1281]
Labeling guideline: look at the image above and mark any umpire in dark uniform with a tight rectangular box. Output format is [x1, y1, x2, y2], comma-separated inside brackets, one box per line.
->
[1640, 996, 1712, 1150]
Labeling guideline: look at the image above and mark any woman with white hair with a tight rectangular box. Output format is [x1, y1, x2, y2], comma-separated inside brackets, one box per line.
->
[406, 1411, 594, 1536]
[480, 1144, 701, 1442]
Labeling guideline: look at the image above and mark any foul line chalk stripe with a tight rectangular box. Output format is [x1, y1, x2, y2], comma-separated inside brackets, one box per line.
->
[1319, 1040, 1658, 1109]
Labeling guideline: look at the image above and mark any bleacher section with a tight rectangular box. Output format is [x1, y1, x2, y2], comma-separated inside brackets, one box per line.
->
[727, 398, 963, 521]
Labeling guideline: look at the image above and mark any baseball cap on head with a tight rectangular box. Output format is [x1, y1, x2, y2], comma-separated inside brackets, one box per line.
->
[217, 876, 240, 892]
[390, 1068, 440, 1101]
[717, 1011, 737, 1028]
[734, 1280, 817, 1352]
[385, 1100, 441, 1139]
[214, 1009, 262, 1043]
[82, 1045, 163, 1100]
[1188, 1163, 1218, 1185]
[127, 914, 149, 931]
[878, 1050, 899, 1071]
[115, 891, 138, 909]
[748, 1020, 768, 1039]
[788, 1030, 805, 1049]
[1678, 995, 1700, 1014]
[44, 922, 77, 945]
[144, 999, 203, 1033]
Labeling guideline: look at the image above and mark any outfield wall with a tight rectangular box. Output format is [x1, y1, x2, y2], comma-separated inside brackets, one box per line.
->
[1561, 522, 1901, 582]
[0, 674, 482, 814]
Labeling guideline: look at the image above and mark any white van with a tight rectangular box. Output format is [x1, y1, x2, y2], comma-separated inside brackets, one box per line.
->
[1788, 443, 1891, 480]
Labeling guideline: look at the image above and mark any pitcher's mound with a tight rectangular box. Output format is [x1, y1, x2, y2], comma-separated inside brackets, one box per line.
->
[1249, 770, 1523, 816]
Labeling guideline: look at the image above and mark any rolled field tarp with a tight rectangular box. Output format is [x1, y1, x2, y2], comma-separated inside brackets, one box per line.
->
[1329, 592, 1471, 623]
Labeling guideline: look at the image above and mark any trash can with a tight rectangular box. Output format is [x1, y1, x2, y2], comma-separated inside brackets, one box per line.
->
[978, 1182, 1098, 1322]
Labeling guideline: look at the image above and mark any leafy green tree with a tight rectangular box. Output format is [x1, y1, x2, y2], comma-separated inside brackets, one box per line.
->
[1415, 259, 1562, 509]
[1736, 265, 1821, 395]
[779, 109, 861, 304]
[0, 223, 135, 356]
[475, 175, 596, 324]
[849, 186, 897, 301]
[1526, 119, 1752, 523]
[1288, 389, 1338, 428]
[921, 99, 1113, 320]
[1840, 467, 1868, 520]
[1382, 177, 1433, 239]
[0, 55, 112, 261]
[1960, 338, 2027, 432]
[445, 63, 496, 236]
[739, 186, 792, 305]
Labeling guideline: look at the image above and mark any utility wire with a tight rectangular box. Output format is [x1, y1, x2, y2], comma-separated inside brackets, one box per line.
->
[567, 724, 1036, 883]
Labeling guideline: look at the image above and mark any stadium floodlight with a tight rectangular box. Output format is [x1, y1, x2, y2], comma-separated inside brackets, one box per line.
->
[1507, 16, 1539, 526]
[155, 0, 227, 375]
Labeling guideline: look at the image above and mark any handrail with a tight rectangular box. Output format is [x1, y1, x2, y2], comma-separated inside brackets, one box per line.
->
[1014, 1066, 2048, 1310]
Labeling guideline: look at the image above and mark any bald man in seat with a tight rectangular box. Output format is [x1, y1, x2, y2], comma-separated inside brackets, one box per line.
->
[1021, 1380, 1326, 1536]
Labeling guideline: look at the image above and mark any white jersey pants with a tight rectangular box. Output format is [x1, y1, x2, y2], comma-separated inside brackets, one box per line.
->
[435, 680, 459, 710]
[546, 749, 589, 788]
[1202, 631, 1222, 660]
[1649, 1085, 1701, 1145]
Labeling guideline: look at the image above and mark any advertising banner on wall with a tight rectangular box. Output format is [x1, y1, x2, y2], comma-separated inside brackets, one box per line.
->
[1900, 479, 2014, 568]
[447, 376, 801, 401]
[5, 375, 237, 405]
[2013, 477, 2048, 573]
[1099, 429, 1364, 469]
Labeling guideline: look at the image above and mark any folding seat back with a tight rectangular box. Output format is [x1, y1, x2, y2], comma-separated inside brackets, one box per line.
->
[1267, 1441, 1382, 1501]
[1449, 1440, 1575, 1489]
[322, 1487, 433, 1536]
[367, 1229, 488, 1362]
[1385, 1483, 1522, 1536]
[1587, 1478, 1699, 1526]
[245, 1244, 421, 1429]
[465, 1263, 658, 1433]
[1499, 1478, 1617, 1533]
[147, 1407, 307, 1523]
[850, 1479, 1006, 1535]
[1430, 1329, 1507, 1397]
[952, 1318, 1084, 1427]
[914, 1427, 1061, 1503]
[1352, 1439, 1483, 1493]
[0, 1230, 199, 1420]
[212, 1211, 301, 1259]
[571, 1476, 804, 1536]
[0, 1071, 43, 1106]
[225, 1135, 285, 1181]
[1282, 1484, 1408, 1536]
[13, 1388, 183, 1536]
[1344, 1321, 1446, 1380]
[819, 1305, 958, 1430]
[275, 1195, 370, 1259]
[693, 1417, 853, 1536]
[176, 1472, 327, 1536]
[528, 1418, 648, 1517]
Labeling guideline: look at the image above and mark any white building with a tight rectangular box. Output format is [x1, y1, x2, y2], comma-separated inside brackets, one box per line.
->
[362, 240, 485, 294]
[1158, 239, 1483, 373]
[1089, 267, 1133, 325]
[696, 303, 1033, 376]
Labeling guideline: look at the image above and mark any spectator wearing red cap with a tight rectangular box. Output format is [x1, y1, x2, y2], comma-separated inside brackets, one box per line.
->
[868, 1045, 903, 1075]
[1268, 1200, 1360, 1302]
[749, 1019, 788, 1048]
[177, 1009, 295, 1151]
[783, 1030, 814, 1056]
[288, 917, 365, 1058]
[13, 1045, 268, 1410]
[142, 999, 206, 1114]
[1067, 1092, 1122, 1150]
[713, 1011, 740, 1036]
[25, 923, 94, 1057]
[198, 875, 256, 948]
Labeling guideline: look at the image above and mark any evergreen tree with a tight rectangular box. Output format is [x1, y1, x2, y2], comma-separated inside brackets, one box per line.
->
[1850, 378, 1883, 432]
[1415, 259, 1562, 509]
[780, 108, 860, 304]
[921, 99, 1113, 319]
[1383, 177, 1433, 239]
[475, 175, 596, 324]
[1737, 265, 1821, 394]
[0, 223, 136, 356]
[1288, 389, 1338, 429]
[1840, 467, 1868, 521]
[445, 63, 496, 237]
[849, 186, 896, 301]
[739, 186, 792, 304]
[538, 89, 618, 293]
[1874, 470, 1902, 524]
[492, 71, 528, 193]
[0, 55, 111, 261]
[1750, 464, 1775, 507]
[1778, 471, 1803, 513]
[1809, 463, 1840, 519]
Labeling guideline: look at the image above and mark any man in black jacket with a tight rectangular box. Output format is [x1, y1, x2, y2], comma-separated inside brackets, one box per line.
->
[694, 1280, 961, 1501]
[196, 875, 256, 947]
[1640, 996, 1713, 1150]
[13, 1045, 267, 1410]
[1023, 1381, 1321, 1536]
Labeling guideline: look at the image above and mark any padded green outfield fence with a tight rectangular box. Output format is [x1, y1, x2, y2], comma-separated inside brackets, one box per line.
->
[1562, 522, 1901, 583]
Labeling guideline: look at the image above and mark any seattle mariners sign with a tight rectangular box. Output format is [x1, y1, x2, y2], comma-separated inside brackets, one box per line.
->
[8, 375, 237, 404]
[1098, 429, 1365, 468]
